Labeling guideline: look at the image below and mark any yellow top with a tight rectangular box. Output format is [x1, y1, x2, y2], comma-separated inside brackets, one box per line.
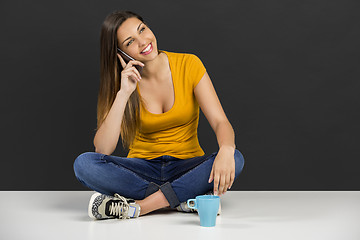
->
[126, 50, 207, 160]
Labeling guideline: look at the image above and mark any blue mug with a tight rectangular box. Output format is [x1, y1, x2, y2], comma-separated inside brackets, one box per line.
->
[187, 195, 220, 227]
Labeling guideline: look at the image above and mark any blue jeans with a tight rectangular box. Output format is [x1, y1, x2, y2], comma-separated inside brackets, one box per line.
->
[73, 149, 245, 208]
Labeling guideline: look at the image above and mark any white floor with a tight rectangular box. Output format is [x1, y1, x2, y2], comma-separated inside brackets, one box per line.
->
[1, 191, 359, 240]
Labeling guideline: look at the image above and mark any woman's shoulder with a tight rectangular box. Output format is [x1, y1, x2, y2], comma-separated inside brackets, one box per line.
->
[160, 50, 202, 64]
[160, 49, 200, 58]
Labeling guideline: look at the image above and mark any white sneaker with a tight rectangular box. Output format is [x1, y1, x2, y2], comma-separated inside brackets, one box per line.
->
[88, 192, 141, 219]
[176, 190, 221, 215]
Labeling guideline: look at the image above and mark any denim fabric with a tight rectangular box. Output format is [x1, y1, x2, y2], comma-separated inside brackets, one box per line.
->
[73, 149, 245, 208]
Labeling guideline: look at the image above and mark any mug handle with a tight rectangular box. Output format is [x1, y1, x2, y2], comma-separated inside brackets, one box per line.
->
[187, 199, 197, 210]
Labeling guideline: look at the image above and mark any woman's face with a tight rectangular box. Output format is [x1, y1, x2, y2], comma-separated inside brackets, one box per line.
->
[116, 17, 158, 61]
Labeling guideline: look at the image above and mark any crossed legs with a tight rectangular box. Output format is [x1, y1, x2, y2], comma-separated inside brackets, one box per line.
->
[74, 150, 245, 217]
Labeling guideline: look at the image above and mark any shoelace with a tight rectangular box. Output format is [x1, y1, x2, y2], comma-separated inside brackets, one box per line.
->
[108, 193, 130, 219]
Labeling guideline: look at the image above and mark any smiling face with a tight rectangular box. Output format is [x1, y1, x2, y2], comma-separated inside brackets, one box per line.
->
[116, 17, 158, 61]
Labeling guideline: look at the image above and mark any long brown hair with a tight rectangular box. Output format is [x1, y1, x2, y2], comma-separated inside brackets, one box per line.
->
[96, 10, 146, 150]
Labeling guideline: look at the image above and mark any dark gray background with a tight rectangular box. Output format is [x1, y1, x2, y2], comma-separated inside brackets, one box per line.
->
[1, 0, 359, 190]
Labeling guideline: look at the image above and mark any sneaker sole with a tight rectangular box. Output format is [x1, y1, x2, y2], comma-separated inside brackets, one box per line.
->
[88, 192, 103, 220]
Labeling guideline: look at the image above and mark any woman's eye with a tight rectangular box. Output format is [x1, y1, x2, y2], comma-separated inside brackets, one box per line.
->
[127, 39, 133, 46]
[126, 28, 145, 46]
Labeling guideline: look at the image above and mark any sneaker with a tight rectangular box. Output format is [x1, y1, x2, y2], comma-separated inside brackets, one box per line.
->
[176, 201, 197, 213]
[176, 190, 221, 215]
[88, 192, 141, 220]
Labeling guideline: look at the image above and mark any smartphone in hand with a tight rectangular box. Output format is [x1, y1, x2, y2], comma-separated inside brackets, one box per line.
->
[117, 47, 143, 74]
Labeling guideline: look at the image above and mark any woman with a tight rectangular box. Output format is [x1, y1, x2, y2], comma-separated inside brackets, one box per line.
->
[73, 10, 245, 220]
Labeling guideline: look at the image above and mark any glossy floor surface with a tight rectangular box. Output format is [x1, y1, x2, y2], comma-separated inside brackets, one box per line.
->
[1, 191, 359, 240]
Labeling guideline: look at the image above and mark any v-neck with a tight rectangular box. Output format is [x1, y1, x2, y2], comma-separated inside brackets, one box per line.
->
[136, 50, 176, 116]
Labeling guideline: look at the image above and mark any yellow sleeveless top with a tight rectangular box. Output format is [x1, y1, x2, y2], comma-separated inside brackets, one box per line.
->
[126, 50, 206, 160]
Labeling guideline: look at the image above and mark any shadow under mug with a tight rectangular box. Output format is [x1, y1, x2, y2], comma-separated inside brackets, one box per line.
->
[187, 195, 220, 227]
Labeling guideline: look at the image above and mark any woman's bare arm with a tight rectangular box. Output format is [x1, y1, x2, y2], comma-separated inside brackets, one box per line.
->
[93, 90, 131, 155]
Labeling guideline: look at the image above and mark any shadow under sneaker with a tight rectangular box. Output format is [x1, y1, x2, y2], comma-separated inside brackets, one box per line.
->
[176, 190, 221, 215]
[88, 192, 141, 220]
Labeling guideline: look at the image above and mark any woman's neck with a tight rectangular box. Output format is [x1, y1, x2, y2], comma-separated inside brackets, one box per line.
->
[139, 50, 166, 80]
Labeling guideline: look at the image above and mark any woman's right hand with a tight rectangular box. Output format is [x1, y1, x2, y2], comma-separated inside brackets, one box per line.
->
[117, 53, 145, 96]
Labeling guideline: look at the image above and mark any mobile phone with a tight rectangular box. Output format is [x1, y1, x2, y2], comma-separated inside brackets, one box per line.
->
[117, 47, 143, 74]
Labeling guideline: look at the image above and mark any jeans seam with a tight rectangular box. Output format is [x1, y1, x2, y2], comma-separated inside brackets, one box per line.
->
[170, 152, 217, 183]
[105, 161, 150, 185]
[103, 155, 164, 182]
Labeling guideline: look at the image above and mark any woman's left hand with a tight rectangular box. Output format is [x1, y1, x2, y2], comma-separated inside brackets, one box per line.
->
[208, 146, 235, 196]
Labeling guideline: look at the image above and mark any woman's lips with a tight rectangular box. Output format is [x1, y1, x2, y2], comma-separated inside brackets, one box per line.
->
[141, 43, 153, 55]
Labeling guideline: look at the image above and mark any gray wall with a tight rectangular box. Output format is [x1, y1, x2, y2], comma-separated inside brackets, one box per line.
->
[1, 0, 359, 190]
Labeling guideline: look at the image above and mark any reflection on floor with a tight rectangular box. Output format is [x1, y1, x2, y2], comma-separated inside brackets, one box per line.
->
[1, 191, 359, 240]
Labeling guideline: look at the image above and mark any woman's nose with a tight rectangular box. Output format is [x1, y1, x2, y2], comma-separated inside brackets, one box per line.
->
[138, 38, 148, 47]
